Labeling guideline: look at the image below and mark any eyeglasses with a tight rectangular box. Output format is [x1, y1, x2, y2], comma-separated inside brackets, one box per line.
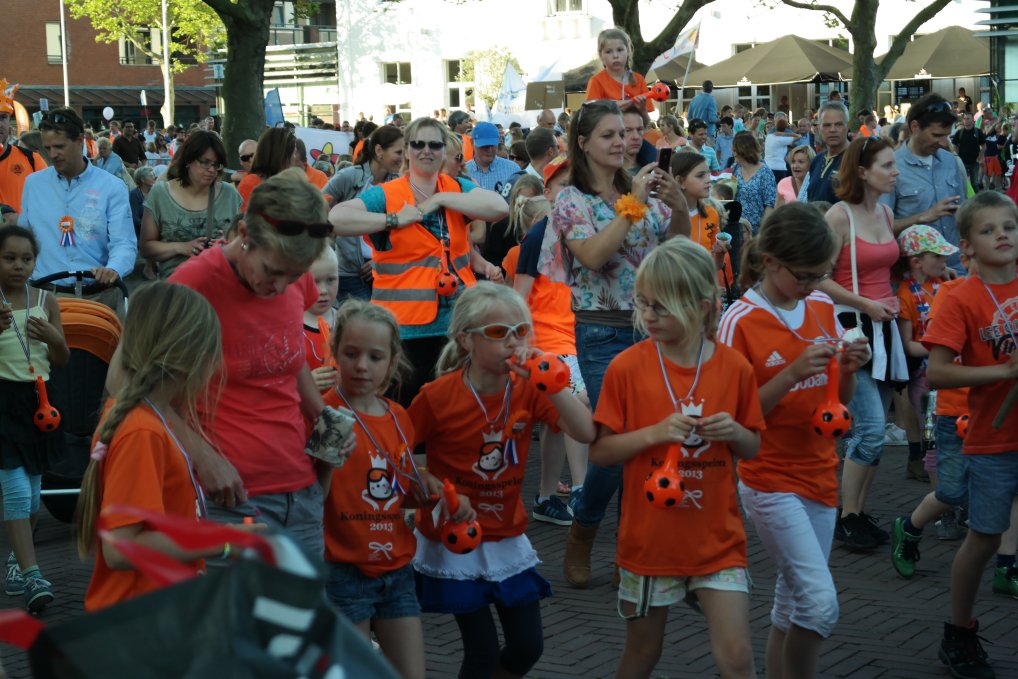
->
[781, 264, 832, 285]
[255, 211, 331, 238]
[240, 154, 253, 162]
[194, 158, 224, 171]
[915, 100, 955, 121]
[634, 298, 671, 317]
[408, 140, 445, 151]
[43, 111, 82, 133]
[466, 322, 531, 341]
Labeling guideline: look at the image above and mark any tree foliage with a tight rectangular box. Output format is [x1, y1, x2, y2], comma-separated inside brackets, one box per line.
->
[458, 47, 524, 109]
[773, 0, 954, 111]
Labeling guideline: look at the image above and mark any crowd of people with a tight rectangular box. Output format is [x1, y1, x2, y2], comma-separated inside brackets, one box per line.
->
[0, 23, 1017, 679]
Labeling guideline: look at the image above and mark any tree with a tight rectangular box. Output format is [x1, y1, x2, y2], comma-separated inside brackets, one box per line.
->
[775, 0, 954, 112]
[458, 47, 524, 111]
[608, 0, 717, 75]
[65, 0, 224, 127]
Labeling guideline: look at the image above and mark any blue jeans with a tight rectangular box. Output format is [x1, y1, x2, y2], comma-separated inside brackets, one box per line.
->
[572, 322, 639, 528]
[934, 415, 968, 506]
[843, 369, 892, 467]
[0, 468, 41, 520]
[967, 450, 1018, 535]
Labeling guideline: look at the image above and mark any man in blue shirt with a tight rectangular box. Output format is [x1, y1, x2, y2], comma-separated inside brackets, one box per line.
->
[465, 122, 519, 194]
[687, 80, 719, 139]
[94, 137, 125, 178]
[19, 108, 136, 310]
[802, 102, 849, 203]
[688, 119, 720, 172]
[880, 93, 966, 270]
[715, 116, 735, 169]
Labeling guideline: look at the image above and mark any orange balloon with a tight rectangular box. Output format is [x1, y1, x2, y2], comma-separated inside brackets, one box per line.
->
[13, 101, 30, 137]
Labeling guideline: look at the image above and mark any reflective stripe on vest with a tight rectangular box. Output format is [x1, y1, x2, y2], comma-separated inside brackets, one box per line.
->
[372, 287, 437, 302]
[373, 256, 442, 276]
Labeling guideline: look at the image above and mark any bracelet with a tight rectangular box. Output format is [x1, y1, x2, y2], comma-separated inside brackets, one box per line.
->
[615, 193, 648, 223]
[220, 542, 232, 560]
[385, 212, 398, 230]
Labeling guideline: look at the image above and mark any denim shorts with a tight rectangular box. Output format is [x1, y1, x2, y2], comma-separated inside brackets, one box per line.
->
[617, 566, 749, 620]
[326, 562, 420, 624]
[206, 482, 324, 559]
[843, 369, 893, 466]
[967, 451, 1018, 535]
[934, 416, 969, 506]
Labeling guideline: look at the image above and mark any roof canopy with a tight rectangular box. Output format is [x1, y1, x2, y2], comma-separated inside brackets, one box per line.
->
[685, 35, 853, 87]
[879, 26, 989, 80]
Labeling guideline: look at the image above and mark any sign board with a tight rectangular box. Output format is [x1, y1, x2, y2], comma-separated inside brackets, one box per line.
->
[39, 98, 49, 112]
[293, 126, 356, 175]
[525, 81, 564, 111]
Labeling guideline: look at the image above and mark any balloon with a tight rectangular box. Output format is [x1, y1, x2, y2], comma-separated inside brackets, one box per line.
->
[102, 106, 114, 121]
[649, 82, 670, 103]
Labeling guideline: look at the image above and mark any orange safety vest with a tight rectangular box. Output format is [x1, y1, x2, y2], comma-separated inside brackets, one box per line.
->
[374, 175, 477, 325]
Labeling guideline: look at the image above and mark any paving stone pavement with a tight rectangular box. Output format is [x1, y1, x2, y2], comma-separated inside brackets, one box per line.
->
[1, 443, 1016, 678]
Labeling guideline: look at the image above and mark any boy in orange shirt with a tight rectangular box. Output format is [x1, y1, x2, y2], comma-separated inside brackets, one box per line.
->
[923, 191, 1018, 678]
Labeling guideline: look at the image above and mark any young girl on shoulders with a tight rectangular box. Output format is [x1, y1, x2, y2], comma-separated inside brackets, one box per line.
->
[409, 282, 595, 679]
[321, 298, 428, 679]
[0, 225, 68, 613]
[585, 28, 654, 113]
[589, 237, 765, 679]
[76, 282, 225, 612]
[718, 204, 868, 679]
[303, 244, 340, 392]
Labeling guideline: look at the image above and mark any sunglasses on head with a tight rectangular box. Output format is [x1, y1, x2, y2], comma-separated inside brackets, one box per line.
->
[255, 211, 331, 238]
[240, 153, 253, 162]
[577, 99, 623, 126]
[466, 322, 531, 341]
[408, 140, 445, 151]
[43, 111, 82, 133]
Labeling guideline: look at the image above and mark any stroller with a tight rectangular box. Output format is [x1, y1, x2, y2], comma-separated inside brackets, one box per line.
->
[32, 271, 128, 523]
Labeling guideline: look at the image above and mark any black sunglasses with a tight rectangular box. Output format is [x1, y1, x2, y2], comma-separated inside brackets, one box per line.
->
[408, 140, 445, 151]
[255, 211, 331, 238]
[577, 99, 623, 126]
[915, 100, 955, 121]
[240, 153, 253, 162]
[43, 111, 82, 133]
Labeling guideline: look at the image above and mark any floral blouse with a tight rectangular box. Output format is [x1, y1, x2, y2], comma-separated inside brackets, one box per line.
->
[734, 163, 777, 233]
[540, 186, 671, 312]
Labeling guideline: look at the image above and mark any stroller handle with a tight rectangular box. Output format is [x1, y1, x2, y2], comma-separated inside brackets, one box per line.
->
[31, 270, 130, 302]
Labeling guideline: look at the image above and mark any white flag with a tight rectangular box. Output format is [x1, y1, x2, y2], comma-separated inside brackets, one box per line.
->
[650, 22, 702, 73]
[494, 62, 527, 115]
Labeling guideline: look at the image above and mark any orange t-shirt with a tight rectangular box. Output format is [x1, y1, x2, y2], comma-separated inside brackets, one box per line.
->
[643, 128, 663, 146]
[929, 277, 969, 417]
[306, 165, 329, 190]
[0, 144, 46, 213]
[514, 221, 576, 355]
[353, 139, 366, 163]
[303, 322, 330, 373]
[85, 406, 204, 612]
[502, 245, 520, 286]
[585, 70, 655, 113]
[690, 204, 734, 290]
[594, 340, 765, 576]
[923, 276, 1018, 454]
[322, 391, 417, 577]
[236, 172, 263, 211]
[462, 134, 474, 163]
[897, 276, 944, 343]
[409, 368, 559, 542]
[719, 290, 843, 507]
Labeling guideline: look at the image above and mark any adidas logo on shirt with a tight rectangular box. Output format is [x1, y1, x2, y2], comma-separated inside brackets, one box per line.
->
[765, 351, 786, 368]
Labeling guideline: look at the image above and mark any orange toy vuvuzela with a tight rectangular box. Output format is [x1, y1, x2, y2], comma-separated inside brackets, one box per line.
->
[810, 354, 852, 439]
[440, 478, 482, 555]
[33, 375, 61, 432]
[643, 444, 686, 509]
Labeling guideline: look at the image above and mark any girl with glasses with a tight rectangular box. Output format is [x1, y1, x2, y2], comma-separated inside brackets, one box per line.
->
[408, 282, 595, 679]
[139, 130, 242, 279]
[329, 117, 509, 409]
[720, 204, 869, 679]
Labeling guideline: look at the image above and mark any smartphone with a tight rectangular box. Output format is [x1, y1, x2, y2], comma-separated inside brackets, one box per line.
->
[657, 147, 672, 172]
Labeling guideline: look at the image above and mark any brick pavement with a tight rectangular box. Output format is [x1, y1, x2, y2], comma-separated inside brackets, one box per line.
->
[2, 444, 1017, 678]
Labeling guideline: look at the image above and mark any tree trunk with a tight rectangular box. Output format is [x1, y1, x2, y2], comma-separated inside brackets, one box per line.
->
[215, 4, 273, 167]
[847, 1, 880, 114]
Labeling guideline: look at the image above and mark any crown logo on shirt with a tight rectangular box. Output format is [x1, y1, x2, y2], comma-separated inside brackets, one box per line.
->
[681, 399, 704, 418]
[482, 428, 502, 444]
[369, 452, 388, 471]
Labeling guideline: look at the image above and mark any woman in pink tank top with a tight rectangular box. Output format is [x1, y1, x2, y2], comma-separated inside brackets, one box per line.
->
[819, 136, 908, 552]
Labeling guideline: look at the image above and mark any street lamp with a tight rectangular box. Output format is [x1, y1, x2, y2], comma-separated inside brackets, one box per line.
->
[58, 0, 69, 106]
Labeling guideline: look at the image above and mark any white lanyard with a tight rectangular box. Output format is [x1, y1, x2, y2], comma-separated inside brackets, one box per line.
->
[144, 399, 208, 519]
[463, 367, 512, 432]
[980, 278, 1018, 347]
[0, 285, 34, 372]
[655, 336, 705, 412]
[754, 284, 839, 344]
[335, 389, 424, 496]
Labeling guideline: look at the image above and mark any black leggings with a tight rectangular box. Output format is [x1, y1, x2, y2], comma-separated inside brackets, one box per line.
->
[392, 335, 446, 409]
[454, 601, 544, 678]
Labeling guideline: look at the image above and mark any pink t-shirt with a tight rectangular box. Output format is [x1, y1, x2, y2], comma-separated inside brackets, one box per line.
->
[776, 176, 798, 204]
[170, 247, 318, 496]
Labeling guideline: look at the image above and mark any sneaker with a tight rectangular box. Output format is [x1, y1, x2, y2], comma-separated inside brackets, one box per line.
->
[906, 458, 931, 482]
[837, 513, 879, 550]
[939, 621, 995, 679]
[860, 512, 890, 544]
[4, 553, 25, 596]
[568, 487, 582, 513]
[936, 511, 966, 541]
[992, 566, 1018, 599]
[533, 496, 573, 526]
[890, 516, 922, 578]
[24, 575, 54, 614]
[884, 423, 907, 445]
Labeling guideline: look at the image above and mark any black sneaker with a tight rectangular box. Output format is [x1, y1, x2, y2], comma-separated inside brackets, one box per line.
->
[837, 513, 879, 550]
[860, 512, 890, 544]
[939, 621, 995, 678]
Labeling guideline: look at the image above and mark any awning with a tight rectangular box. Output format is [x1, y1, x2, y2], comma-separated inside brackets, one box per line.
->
[878, 27, 989, 80]
[685, 35, 853, 87]
[15, 86, 216, 109]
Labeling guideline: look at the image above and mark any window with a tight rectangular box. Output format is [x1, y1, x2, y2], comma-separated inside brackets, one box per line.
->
[733, 42, 759, 55]
[382, 62, 412, 85]
[119, 29, 157, 66]
[46, 23, 64, 64]
[447, 59, 473, 110]
[552, 0, 584, 13]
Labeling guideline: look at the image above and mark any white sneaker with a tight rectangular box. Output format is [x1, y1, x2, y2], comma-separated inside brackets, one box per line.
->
[884, 423, 907, 445]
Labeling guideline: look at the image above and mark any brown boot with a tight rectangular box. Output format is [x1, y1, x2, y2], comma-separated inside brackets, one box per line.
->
[564, 521, 598, 588]
[906, 458, 930, 482]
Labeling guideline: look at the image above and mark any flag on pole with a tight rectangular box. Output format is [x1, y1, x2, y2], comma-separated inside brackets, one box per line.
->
[650, 21, 702, 74]
[493, 62, 527, 116]
[264, 88, 285, 127]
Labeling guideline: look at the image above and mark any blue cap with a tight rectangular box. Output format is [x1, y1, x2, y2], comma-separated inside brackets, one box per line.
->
[471, 122, 500, 148]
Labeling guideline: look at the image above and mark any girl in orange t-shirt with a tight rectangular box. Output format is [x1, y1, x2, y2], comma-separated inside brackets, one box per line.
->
[719, 205, 868, 678]
[321, 299, 433, 679]
[76, 282, 226, 612]
[409, 282, 595, 679]
[585, 27, 654, 113]
[670, 151, 736, 295]
[303, 245, 340, 393]
[590, 238, 765, 679]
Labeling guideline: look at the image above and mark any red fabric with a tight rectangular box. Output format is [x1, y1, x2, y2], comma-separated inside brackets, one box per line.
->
[594, 341, 765, 576]
[236, 172, 262, 211]
[170, 247, 319, 495]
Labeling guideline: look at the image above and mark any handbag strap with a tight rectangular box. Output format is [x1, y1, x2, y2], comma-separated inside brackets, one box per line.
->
[205, 183, 215, 240]
[842, 202, 863, 327]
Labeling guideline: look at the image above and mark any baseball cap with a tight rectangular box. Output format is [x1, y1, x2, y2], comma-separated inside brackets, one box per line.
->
[898, 225, 959, 257]
[471, 122, 500, 148]
[543, 153, 569, 185]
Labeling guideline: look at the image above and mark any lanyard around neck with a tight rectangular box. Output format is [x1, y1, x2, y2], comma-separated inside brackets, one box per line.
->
[0, 285, 33, 371]
[656, 336, 705, 413]
[980, 278, 1018, 347]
